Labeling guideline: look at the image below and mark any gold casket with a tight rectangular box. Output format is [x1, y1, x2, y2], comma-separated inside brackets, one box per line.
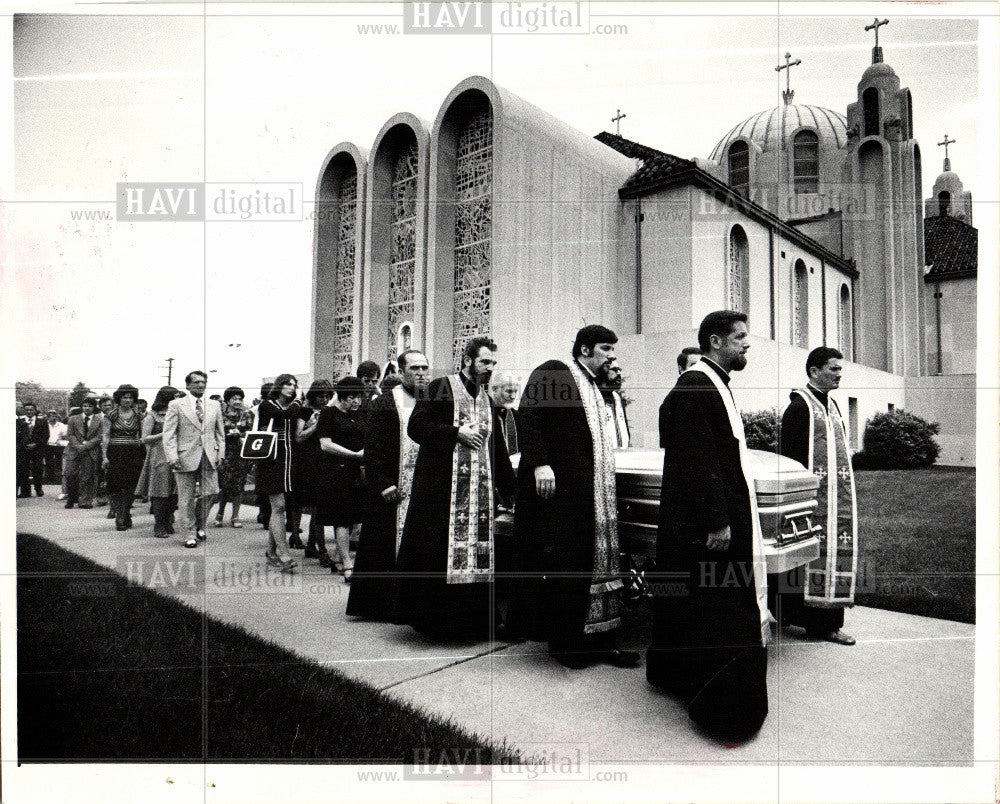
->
[498, 449, 821, 575]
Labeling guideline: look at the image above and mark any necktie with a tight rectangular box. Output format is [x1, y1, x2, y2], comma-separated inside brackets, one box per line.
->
[505, 408, 518, 455]
[195, 397, 204, 423]
[83, 415, 90, 433]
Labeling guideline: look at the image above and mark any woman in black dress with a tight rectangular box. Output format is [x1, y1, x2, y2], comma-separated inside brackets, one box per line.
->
[255, 374, 312, 572]
[317, 376, 366, 582]
[296, 379, 334, 564]
[214, 386, 254, 528]
[101, 384, 146, 531]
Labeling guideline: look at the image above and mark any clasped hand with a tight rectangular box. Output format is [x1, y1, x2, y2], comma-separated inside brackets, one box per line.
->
[534, 465, 555, 499]
[457, 424, 484, 451]
[706, 525, 731, 551]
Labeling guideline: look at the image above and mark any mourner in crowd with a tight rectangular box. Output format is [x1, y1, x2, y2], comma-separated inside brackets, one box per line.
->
[213, 386, 255, 529]
[251, 382, 274, 529]
[598, 355, 630, 449]
[297, 380, 333, 563]
[646, 310, 770, 745]
[102, 384, 147, 531]
[771, 347, 858, 645]
[64, 397, 103, 508]
[317, 376, 367, 582]
[510, 325, 639, 669]
[163, 371, 226, 549]
[254, 374, 311, 571]
[677, 346, 702, 374]
[18, 402, 50, 498]
[95, 395, 114, 507]
[347, 349, 429, 620]
[136, 386, 183, 537]
[393, 337, 515, 639]
[46, 410, 68, 484]
[489, 371, 520, 458]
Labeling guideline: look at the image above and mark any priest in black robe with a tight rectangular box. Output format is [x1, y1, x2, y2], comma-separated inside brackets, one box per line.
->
[510, 325, 640, 669]
[646, 310, 770, 744]
[392, 337, 515, 640]
[347, 349, 430, 621]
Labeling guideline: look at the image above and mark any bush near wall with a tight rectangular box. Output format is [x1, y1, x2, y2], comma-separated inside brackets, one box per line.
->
[852, 410, 941, 470]
[742, 408, 781, 453]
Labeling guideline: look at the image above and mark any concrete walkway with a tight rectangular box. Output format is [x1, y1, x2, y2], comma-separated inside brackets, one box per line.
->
[15, 493, 974, 765]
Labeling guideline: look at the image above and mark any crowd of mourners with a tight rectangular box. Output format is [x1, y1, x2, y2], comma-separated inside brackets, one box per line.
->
[16, 313, 858, 746]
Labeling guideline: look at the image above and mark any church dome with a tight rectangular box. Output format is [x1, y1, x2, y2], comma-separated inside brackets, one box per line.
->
[860, 61, 898, 83]
[708, 104, 848, 162]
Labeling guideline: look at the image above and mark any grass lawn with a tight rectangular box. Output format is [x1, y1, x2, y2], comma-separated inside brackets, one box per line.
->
[16, 532, 518, 763]
[853, 466, 975, 623]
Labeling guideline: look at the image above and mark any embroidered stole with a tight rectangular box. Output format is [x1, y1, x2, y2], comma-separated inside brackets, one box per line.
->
[565, 359, 623, 634]
[444, 375, 495, 585]
[391, 386, 421, 557]
[794, 388, 858, 607]
[689, 363, 770, 646]
[609, 390, 630, 449]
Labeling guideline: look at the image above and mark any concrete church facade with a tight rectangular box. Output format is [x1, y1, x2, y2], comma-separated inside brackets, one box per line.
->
[310, 44, 977, 465]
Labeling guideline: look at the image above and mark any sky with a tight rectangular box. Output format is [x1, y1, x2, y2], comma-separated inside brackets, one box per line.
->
[2, 1, 991, 402]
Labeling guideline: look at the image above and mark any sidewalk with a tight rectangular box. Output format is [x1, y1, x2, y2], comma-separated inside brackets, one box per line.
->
[15, 492, 975, 764]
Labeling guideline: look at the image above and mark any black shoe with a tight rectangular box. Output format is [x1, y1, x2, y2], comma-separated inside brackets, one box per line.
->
[317, 553, 333, 568]
[78, 503, 93, 509]
[65, 501, 75, 509]
[17, 492, 31, 498]
[196, 529, 207, 541]
[550, 650, 592, 669]
[288, 535, 306, 550]
[35, 488, 44, 497]
[165, 522, 175, 534]
[303, 547, 319, 558]
[597, 649, 641, 668]
[115, 522, 128, 531]
[107, 510, 116, 519]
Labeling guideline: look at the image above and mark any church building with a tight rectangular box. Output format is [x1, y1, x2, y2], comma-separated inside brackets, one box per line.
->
[310, 25, 977, 465]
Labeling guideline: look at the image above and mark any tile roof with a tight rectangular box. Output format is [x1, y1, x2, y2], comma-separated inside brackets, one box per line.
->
[924, 215, 978, 280]
[618, 152, 697, 194]
[593, 132, 667, 162]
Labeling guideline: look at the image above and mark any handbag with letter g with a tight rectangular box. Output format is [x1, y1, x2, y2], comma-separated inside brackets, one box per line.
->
[240, 407, 277, 461]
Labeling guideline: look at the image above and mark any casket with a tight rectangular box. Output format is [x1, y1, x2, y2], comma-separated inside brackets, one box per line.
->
[498, 449, 820, 575]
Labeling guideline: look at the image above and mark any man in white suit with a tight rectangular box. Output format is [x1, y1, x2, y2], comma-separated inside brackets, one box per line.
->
[163, 370, 226, 548]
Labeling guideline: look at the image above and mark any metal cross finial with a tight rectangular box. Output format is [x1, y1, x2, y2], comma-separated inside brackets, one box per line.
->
[775, 51, 802, 105]
[865, 18, 889, 63]
[612, 109, 626, 136]
[938, 134, 956, 171]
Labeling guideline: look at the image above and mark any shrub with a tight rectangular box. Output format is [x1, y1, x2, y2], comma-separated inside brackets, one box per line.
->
[742, 408, 780, 453]
[854, 410, 940, 469]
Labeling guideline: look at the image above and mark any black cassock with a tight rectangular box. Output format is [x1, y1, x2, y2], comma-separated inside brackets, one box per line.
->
[646, 362, 768, 743]
[391, 375, 515, 639]
[347, 391, 405, 621]
[509, 360, 618, 649]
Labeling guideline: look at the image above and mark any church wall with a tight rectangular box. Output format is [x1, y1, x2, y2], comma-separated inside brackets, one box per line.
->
[634, 187, 693, 334]
[772, 238, 826, 350]
[924, 277, 976, 376]
[824, 264, 855, 358]
[689, 188, 771, 339]
[904, 374, 976, 466]
[615, 331, 905, 453]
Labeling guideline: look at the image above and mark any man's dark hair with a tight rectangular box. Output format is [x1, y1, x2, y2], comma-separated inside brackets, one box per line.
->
[572, 324, 618, 358]
[462, 336, 497, 366]
[185, 370, 208, 385]
[268, 374, 298, 400]
[82, 396, 98, 409]
[334, 375, 365, 397]
[356, 361, 380, 381]
[259, 382, 273, 400]
[677, 346, 702, 372]
[137, 398, 147, 407]
[22, 401, 36, 410]
[806, 346, 843, 376]
[397, 349, 426, 371]
[697, 310, 748, 352]
[305, 379, 335, 405]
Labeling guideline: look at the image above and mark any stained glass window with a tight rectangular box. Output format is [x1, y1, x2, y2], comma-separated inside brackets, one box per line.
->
[452, 110, 493, 366]
[839, 284, 852, 357]
[792, 259, 809, 349]
[728, 225, 750, 315]
[333, 173, 357, 377]
[388, 143, 419, 360]
[728, 141, 749, 197]
[793, 131, 819, 194]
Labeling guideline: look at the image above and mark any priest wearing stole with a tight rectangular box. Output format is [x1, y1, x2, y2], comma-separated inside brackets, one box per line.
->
[646, 310, 770, 744]
[347, 349, 430, 621]
[510, 325, 640, 670]
[771, 347, 857, 645]
[392, 337, 515, 640]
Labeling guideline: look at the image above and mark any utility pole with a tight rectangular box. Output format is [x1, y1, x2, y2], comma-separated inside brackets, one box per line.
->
[161, 357, 175, 386]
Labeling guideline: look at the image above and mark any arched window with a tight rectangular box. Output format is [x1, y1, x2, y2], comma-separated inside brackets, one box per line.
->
[792, 259, 809, 348]
[938, 191, 951, 218]
[388, 142, 419, 361]
[728, 225, 750, 315]
[793, 130, 819, 194]
[839, 284, 852, 358]
[727, 141, 749, 197]
[452, 108, 493, 365]
[863, 88, 880, 137]
[397, 321, 414, 355]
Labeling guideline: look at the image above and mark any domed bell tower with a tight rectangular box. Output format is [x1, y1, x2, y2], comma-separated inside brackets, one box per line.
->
[843, 18, 925, 376]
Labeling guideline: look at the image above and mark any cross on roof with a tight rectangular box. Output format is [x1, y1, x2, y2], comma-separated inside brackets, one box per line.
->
[938, 133, 956, 171]
[611, 109, 627, 136]
[865, 18, 889, 63]
[775, 51, 802, 105]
